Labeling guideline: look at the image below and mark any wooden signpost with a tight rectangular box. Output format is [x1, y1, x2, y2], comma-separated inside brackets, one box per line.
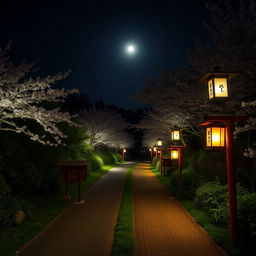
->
[58, 160, 87, 203]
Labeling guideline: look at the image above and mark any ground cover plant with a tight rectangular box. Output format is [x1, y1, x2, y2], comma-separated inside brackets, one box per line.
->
[111, 163, 136, 256]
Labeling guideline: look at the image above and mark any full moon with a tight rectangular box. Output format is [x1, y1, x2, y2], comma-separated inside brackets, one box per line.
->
[127, 45, 135, 53]
[125, 44, 136, 55]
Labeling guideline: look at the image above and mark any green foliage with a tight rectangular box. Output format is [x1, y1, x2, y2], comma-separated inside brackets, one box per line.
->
[169, 168, 204, 199]
[194, 181, 229, 225]
[98, 152, 122, 165]
[194, 150, 227, 182]
[0, 175, 18, 228]
[111, 164, 135, 256]
[0, 125, 87, 196]
[88, 153, 104, 171]
[238, 192, 256, 241]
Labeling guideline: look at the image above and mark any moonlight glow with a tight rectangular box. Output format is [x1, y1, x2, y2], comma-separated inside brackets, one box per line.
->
[125, 44, 137, 55]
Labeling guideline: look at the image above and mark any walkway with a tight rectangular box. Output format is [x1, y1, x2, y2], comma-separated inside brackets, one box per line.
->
[16, 162, 134, 256]
[133, 162, 227, 256]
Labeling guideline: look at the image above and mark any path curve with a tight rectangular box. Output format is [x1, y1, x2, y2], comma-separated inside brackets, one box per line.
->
[133, 162, 227, 256]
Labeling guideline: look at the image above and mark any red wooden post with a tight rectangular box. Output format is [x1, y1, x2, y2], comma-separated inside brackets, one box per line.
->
[225, 121, 237, 246]
[150, 150, 153, 161]
[178, 148, 183, 184]
[122, 150, 125, 161]
[160, 150, 163, 174]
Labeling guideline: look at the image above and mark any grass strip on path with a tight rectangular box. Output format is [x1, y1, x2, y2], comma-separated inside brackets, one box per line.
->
[111, 163, 137, 256]
[0, 163, 120, 256]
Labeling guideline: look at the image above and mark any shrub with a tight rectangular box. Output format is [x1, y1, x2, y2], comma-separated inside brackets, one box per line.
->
[114, 153, 123, 163]
[195, 150, 226, 182]
[238, 192, 256, 240]
[169, 168, 204, 199]
[88, 153, 104, 171]
[0, 175, 18, 228]
[194, 181, 229, 225]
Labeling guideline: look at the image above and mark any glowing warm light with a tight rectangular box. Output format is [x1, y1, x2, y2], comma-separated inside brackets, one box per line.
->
[206, 127, 225, 147]
[157, 138, 162, 146]
[208, 77, 228, 99]
[171, 130, 180, 141]
[153, 146, 157, 151]
[149, 148, 152, 151]
[123, 149, 127, 153]
[171, 150, 179, 159]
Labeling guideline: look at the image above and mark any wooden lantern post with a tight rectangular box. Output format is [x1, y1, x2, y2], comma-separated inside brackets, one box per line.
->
[199, 116, 248, 246]
[170, 146, 185, 184]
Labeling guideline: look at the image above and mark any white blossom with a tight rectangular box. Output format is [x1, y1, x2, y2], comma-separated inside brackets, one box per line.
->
[0, 43, 79, 146]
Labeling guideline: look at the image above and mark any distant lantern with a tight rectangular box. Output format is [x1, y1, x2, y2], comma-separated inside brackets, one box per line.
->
[171, 130, 180, 141]
[157, 138, 163, 146]
[157, 150, 161, 154]
[123, 148, 127, 153]
[171, 149, 179, 160]
[199, 67, 238, 100]
[153, 145, 157, 152]
[206, 126, 225, 148]
[149, 148, 152, 151]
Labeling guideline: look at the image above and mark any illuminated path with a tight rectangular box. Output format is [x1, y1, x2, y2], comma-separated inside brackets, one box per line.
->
[16, 162, 134, 256]
[133, 162, 227, 256]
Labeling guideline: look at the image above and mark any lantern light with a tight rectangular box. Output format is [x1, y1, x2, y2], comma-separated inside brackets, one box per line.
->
[149, 148, 152, 151]
[206, 126, 225, 148]
[157, 150, 160, 154]
[153, 145, 157, 152]
[171, 130, 180, 141]
[123, 148, 127, 153]
[171, 150, 179, 159]
[157, 138, 163, 146]
[199, 68, 238, 100]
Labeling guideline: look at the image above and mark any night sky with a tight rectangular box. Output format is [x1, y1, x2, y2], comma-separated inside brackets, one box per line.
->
[0, 1, 207, 109]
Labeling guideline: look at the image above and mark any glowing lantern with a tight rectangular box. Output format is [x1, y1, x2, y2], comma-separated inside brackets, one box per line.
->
[171, 150, 179, 159]
[199, 68, 238, 100]
[149, 148, 152, 151]
[157, 138, 163, 146]
[153, 145, 157, 152]
[123, 148, 127, 153]
[171, 130, 180, 141]
[206, 126, 225, 148]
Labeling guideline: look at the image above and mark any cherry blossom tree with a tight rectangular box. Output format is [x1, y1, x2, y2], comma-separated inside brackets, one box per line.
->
[79, 107, 133, 149]
[0, 43, 79, 146]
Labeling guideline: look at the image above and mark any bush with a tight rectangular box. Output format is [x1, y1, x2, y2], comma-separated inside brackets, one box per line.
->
[98, 152, 121, 165]
[194, 181, 229, 225]
[194, 150, 226, 182]
[169, 168, 204, 199]
[238, 192, 256, 240]
[88, 153, 104, 171]
[0, 175, 18, 228]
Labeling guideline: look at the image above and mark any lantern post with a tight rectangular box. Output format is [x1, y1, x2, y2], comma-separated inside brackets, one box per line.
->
[149, 148, 153, 161]
[170, 146, 185, 184]
[199, 115, 248, 246]
[122, 148, 126, 161]
[199, 68, 248, 246]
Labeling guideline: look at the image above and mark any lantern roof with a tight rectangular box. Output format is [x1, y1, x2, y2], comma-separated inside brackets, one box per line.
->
[199, 70, 238, 84]
[198, 115, 248, 126]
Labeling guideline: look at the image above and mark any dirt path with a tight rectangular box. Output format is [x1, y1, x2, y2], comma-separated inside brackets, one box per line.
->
[16, 162, 134, 256]
[133, 162, 227, 256]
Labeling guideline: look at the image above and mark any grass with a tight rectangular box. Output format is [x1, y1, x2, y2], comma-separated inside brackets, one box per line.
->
[0, 163, 119, 256]
[111, 163, 136, 256]
[150, 163, 242, 256]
